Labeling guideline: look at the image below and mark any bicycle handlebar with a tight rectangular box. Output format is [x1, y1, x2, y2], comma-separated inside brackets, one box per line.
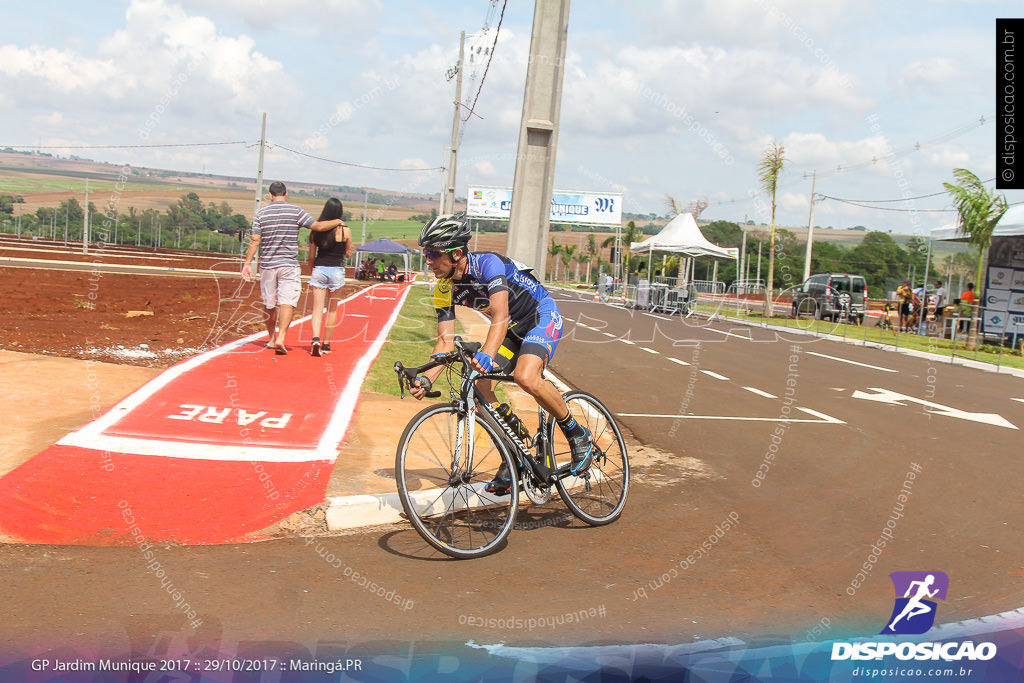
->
[394, 336, 482, 399]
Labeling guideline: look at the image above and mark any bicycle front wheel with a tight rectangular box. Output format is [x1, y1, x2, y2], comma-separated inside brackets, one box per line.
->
[550, 391, 629, 525]
[395, 403, 519, 559]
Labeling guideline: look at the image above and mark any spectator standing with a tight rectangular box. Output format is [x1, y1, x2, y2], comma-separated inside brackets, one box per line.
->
[896, 280, 914, 332]
[933, 280, 947, 317]
[959, 282, 976, 333]
[242, 181, 343, 355]
[307, 198, 354, 357]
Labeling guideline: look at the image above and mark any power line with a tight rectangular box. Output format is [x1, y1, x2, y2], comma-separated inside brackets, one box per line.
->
[1, 141, 250, 150]
[269, 142, 442, 173]
[816, 195, 955, 212]
[461, 0, 507, 123]
[708, 115, 993, 212]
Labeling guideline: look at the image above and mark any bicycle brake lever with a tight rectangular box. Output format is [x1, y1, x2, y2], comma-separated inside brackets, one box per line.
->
[394, 362, 407, 399]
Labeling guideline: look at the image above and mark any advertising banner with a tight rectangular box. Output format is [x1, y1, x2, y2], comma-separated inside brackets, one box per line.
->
[467, 186, 623, 227]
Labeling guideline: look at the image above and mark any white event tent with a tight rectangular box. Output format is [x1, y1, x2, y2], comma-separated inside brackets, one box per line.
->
[629, 212, 734, 259]
[930, 204, 1024, 241]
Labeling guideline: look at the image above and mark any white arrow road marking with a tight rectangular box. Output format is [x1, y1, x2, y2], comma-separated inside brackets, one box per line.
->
[851, 387, 1018, 429]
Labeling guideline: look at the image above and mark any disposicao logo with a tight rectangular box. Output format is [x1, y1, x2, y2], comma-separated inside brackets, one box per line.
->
[830, 571, 997, 662]
[881, 571, 947, 635]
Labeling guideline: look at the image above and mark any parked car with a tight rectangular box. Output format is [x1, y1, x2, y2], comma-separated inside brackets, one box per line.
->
[791, 273, 868, 323]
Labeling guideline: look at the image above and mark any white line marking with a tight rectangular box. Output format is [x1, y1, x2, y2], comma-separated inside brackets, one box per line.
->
[602, 332, 616, 338]
[806, 351, 898, 373]
[617, 411, 845, 424]
[640, 347, 659, 355]
[642, 312, 671, 320]
[743, 387, 777, 398]
[1013, 398, 1024, 404]
[706, 328, 752, 340]
[794, 407, 846, 424]
[619, 339, 636, 345]
[701, 370, 729, 380]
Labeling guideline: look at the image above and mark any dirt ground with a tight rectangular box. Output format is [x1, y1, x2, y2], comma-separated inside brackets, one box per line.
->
[1, 246, 367, 367]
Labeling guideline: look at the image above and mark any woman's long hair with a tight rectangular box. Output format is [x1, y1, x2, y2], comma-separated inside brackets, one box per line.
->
[312, 198, 344, 248]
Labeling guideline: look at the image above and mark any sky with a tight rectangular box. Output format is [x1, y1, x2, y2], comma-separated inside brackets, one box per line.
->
[0, 0, 1019, 233]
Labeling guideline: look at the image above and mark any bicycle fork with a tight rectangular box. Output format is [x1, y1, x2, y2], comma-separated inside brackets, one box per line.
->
[447, 404, 477, 487]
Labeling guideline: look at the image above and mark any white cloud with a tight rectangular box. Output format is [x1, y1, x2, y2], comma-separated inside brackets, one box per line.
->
[473, 161, 498, 178]
[0, 45, 117, 92]
[0, 0, 297, 142]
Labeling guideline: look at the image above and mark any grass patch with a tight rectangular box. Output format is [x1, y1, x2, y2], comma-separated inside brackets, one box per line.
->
[358, 219, 423, 241]
[693, 300, 1024, 371]
[363, 285, 482, 402]
[363, 285, 515, 404]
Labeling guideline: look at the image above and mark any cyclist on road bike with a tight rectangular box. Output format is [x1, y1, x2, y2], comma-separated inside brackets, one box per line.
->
[408, 213, 594, 493]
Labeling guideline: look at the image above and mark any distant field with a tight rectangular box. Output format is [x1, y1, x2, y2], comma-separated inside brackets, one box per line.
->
[1, 154, 971, 257]
[0, 174, 190, 196]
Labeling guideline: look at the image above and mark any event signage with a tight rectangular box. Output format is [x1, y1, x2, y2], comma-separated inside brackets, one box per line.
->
[467, 186, 623, 227]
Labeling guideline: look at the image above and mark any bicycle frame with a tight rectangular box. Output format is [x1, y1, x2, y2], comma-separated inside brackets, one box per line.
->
[459, 368, 559, 488]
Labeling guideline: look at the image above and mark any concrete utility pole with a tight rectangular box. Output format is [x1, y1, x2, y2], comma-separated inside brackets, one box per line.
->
[803, 169, 817, 282]
[83, 178, 89, 255]
[505, 0, 570, 275]
[443, 32, 465, 215]
[361, 189, 368, 244]
[253, 112, 267, 221]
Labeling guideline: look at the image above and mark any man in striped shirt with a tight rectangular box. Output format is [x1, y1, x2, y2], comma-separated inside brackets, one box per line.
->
[241, 181, 344, 354]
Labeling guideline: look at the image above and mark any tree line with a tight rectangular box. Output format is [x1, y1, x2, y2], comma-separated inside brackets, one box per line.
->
[1, 191, 251, 253]
[545, 219, 976, 299]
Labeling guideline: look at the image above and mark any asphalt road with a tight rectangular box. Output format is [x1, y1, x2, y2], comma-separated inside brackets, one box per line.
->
[2, 290, 1022, 676]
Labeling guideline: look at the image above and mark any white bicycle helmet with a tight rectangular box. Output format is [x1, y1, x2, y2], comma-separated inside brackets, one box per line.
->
[418, 213, 472, 250]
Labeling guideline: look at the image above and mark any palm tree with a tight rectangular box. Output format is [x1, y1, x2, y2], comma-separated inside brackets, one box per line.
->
[584, 233, 598, 280]
[560, 244, 578, 282]
[943, 168, 1007, 348]
[622, 221, 641, 278]
[758, 140, 786, 316]
[547, 237, 562, 282]
[943, 168, 1007, 295]
[666, 194, 708, 219]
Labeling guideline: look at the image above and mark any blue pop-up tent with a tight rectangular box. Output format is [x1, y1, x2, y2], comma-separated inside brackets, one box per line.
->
[354, 237, 416, 275]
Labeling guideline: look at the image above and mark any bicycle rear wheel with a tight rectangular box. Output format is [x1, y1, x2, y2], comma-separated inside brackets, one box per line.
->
[395, 403, 519, 559]
[549, 391, 629, 525]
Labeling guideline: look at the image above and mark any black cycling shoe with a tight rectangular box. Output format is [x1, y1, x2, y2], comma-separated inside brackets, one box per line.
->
[484, 462, 512, 496]
[568, 427, 594, 475]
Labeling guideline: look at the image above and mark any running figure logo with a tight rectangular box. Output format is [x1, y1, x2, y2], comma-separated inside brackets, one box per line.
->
[880, 571, 949, 635]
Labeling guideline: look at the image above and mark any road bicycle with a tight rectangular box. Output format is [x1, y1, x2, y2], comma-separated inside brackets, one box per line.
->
[393, 337, 629, 559]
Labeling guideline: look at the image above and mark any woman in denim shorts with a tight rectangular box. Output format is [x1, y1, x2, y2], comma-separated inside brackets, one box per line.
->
[307, 198, 354, 356]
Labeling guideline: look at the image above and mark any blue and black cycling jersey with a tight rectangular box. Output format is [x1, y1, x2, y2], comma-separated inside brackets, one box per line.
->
[433, 251, 563, 364]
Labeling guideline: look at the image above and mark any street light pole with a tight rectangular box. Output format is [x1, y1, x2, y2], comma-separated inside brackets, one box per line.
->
[803, 169, 817, 282]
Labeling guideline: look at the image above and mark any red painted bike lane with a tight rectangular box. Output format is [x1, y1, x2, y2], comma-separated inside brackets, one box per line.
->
[0, 282, 411, 545]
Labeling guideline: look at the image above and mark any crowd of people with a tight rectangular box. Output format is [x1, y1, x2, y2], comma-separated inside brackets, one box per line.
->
[891, 279, 975, 334]
[357, 258, 402, 281]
